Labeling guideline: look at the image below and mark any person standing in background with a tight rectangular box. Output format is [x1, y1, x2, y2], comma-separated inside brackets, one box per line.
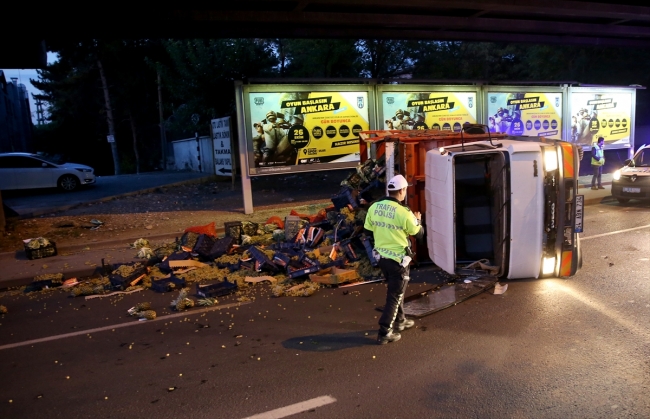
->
[591, 136, 606, 190]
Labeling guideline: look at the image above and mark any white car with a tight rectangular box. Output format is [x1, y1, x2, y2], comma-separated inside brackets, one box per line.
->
[0, 152, 96, 192]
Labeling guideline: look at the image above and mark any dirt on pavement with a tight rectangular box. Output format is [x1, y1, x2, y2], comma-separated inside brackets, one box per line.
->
[0, 170, 347, 253]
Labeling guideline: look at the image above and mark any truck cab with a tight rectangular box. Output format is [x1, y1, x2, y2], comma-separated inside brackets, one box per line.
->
[426, 137, 583, 279]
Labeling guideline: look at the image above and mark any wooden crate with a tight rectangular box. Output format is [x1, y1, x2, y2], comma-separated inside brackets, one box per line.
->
[310, 267, 360, 285]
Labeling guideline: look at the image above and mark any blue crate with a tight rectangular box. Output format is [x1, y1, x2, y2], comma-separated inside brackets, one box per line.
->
[331, 186, 358, 210]
[196, 280, 237, 298]
[151, 275, 186, 293]
[360, 235, 378, 266]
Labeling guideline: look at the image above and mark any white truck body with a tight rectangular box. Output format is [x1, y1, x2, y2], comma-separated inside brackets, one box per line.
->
[425, 138, 582, 279]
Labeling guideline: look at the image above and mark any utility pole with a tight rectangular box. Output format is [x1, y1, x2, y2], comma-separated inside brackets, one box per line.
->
[33, 95, 46, 125]
[98, 58, 121, 175]
[157, 70, 167, 170]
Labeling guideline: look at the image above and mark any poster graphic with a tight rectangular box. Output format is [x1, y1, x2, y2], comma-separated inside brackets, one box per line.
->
[569, 91, 632, 148]
[382, 92, 477, 132]
[248, 91, 368, 173]
[486, 92, 562, 139]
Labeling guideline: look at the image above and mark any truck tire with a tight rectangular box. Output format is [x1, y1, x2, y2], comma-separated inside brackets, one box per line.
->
[58, 174, 79, 192]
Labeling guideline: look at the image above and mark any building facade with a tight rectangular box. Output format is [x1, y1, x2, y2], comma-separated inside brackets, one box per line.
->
[0, 70, 33, 152]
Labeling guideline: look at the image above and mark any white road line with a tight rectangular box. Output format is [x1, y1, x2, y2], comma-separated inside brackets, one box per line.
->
[0, 301, 250, 351]
[581, 223, 650, 241]
[242, 395, 337, 419]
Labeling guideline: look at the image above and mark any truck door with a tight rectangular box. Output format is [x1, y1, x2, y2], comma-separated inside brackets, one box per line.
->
[424, 150, 456, 274]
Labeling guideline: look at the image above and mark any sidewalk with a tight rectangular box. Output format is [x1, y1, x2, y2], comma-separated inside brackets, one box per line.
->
[0, 173, 616, 290]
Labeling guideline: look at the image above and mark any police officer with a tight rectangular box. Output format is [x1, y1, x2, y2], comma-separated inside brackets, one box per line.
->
[364, 174, 423, 344]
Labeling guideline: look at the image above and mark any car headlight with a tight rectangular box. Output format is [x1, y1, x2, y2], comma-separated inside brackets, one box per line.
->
[612, 169, 621, 181]
[544, 148, 558, 172]
[75, 168, 92, 173]
[542, 257, 556, 275]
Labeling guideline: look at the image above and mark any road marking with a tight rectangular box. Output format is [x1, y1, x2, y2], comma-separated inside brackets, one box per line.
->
[242, 395, 337, 419]
[581, 223, 650, 241]
[0, 301, 250, 351]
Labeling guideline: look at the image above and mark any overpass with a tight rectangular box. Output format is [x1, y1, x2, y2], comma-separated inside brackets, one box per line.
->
[4, 1, 650, 68]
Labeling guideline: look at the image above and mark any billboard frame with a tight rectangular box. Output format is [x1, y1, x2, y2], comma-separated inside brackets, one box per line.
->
[567, 85, 637, 157]
[235, 81, 377, 214]
[377, 83, 483, 135]
[482, 85, 566, 140]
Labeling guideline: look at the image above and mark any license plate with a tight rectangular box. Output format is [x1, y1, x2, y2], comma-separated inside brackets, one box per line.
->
[574, 195, 584, 233]
[623, 187, 641, 193]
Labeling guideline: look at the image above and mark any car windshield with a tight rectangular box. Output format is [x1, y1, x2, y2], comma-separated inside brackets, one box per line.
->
[632, 149, 649, 167]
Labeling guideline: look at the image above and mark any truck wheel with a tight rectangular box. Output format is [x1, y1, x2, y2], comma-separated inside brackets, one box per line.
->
[58, 174, 79, 192]
[616, 197, 630, 204]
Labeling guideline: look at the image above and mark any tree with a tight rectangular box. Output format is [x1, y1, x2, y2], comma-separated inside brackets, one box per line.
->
[279, 39, 362, 78]
[357, 39, 420, 78]
[161, 39, 278, 140]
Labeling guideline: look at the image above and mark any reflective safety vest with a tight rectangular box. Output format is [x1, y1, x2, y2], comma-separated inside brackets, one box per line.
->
[364, 197, 421, 263]
[591, 144, 605, 166]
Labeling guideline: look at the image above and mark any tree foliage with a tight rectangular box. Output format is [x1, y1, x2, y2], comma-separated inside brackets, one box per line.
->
[31, 37, 650, 176]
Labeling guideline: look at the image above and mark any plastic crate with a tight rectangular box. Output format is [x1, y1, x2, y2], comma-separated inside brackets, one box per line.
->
[151, 275, 186, 293]
[320, 258, 346, 269]
[239, 258, 255, 270]
[207, 236, 235, 260]
[224, 221, 243, 245]
[158, 251, 192, 273]
[248, 246, 279, 273]
[360, 179, 386, 203]
[179, 231, 200, 251]
[196, 280, 237, 298]
[109, 262, 148, 290]
[338, 239, 361, 262]
[304, 227, 325, 248]
[284, 216, 302, 243]
[272, 252, 291, 268]
[287, 264, 321, 279]
[359, 235, 378, 266]
[287, 256, 320, 279]
[24, 240, 57, 260]
[192, 234, 216, 260]
[331, 186, 358, 210]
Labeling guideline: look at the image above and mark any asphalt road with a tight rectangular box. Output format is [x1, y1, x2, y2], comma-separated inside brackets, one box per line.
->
[0, 199, 649, 418]
[1, 171, 212, 218]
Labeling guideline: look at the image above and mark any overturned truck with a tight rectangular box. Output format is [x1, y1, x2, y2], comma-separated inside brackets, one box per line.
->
[359, 126, 583, 279]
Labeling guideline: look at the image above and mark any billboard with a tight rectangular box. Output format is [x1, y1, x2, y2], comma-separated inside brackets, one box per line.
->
[486, 91, 563, 139]
[381, 91, 477, 131]
[569, 90, 633, 149]
[244, 87, 371, 175]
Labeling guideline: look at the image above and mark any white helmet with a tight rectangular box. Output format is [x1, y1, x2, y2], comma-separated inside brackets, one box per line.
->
[387, 174, 408, 191]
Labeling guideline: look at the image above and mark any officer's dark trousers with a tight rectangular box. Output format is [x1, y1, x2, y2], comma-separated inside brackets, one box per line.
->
[378, 257, 409, 336]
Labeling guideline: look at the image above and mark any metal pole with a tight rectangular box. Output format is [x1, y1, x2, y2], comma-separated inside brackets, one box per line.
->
[235, 81, 253, 214]
[157, 70, 167, 169]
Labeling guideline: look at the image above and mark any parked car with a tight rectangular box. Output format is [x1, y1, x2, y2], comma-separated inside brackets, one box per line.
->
[611, 144, 650, 203]
[0, 152, 95, 192]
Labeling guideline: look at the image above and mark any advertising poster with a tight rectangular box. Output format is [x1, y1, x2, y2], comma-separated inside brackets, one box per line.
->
[569, 91, 632, 148]
[381, 92, 477, 131]
[486, 92, 562, 139]
[248, 91, 368, 174]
